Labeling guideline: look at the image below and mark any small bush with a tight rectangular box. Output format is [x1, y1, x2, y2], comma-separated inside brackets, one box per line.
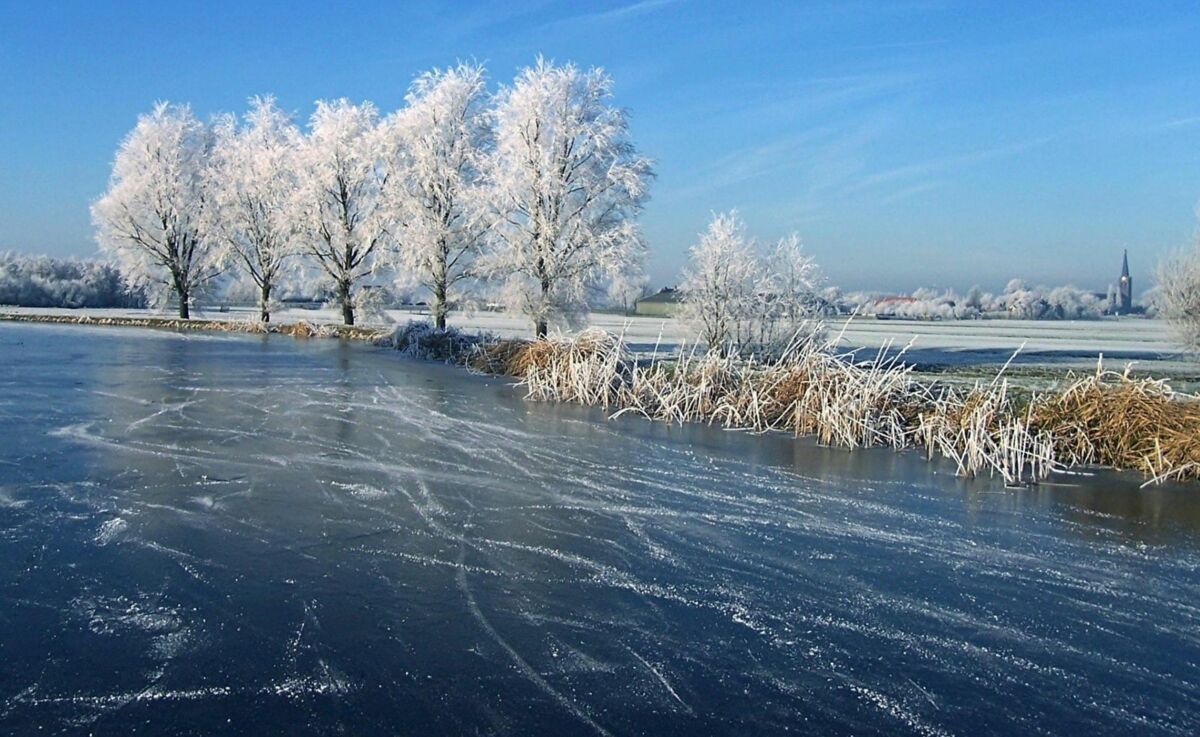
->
[376, 320, 490, 362]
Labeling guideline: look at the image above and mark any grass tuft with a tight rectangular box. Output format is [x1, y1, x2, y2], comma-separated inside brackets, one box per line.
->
[459, 327, 1199, 485]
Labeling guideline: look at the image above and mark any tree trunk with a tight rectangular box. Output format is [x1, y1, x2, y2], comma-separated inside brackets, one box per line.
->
[338, 280, 355, 326]
[178, 289, 190, 319]
[535, 275, 550, 339]
[260, 282, 271, 323]
[433, 283, 447, 331]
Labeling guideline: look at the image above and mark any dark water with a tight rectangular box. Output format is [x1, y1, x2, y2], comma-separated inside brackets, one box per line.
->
[1, 323, 1198, 737]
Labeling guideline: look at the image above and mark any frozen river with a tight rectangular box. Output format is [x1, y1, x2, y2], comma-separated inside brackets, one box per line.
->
[1, 323, 1198, 736]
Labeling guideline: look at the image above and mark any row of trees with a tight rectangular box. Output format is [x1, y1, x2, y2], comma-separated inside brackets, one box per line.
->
[92, 59, 652, 335]
[0, 252, 144, 309]
[88, 55, 1196, 355]
[840, 280, 1117, 321]
[679, 212, 823, 356]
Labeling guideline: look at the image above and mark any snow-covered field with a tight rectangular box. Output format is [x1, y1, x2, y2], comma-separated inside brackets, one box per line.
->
[2, 304, 1189, 373]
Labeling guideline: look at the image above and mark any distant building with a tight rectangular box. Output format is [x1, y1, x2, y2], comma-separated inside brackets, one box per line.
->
[634, 287, 682, 317]
[1117, 249, 1133, 314]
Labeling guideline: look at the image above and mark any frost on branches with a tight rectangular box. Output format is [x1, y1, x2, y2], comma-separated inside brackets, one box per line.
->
[88, 58, 656, 335]
[483, 58, 653, 337]
[382, 63, 491, 330]
[92, 103, 222, 318]
[1157, 245, 1200, 353]
[608, 268, 650, 316]
[207, 97, 301, 322]
[680, 212, 823, 357]
[0, 252, 144, 308]
[679, 213, 757, 355]
[292, 99, 389, 326]
[1154, 206, 1200, 353]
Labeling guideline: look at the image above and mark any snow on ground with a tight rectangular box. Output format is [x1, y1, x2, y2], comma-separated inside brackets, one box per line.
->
[2, 304, 1190, 372]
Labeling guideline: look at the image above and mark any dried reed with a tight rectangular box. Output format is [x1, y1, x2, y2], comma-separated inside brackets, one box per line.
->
[455, 327, 1198, 485]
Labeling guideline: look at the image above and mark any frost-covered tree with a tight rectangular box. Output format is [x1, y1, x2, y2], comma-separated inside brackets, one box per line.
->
[742, 233, 824, 349]
[999, 278, 1044, 319]
[682, 213, 823, 355]
[840, 280, 1111, 320]
[763, 233, 822, 323]
[483, 58, 653, 337]
[207, 96, 301, 322]
[1044, 285, 1105, 319]
[608, 268, 649, 315]
[0, 252, 144, 308]
[679, 212, 758, 355]
[92, 102, 221, 318]
[964, 285, 984, 310]
[1157, 246, 1200, 352]
[384, 63, 491, 329]
[292, 99, 389, 325]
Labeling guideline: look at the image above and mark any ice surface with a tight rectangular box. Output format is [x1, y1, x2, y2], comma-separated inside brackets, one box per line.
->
[2, 304, 1186, 369]
[0, 322, 1198, 736]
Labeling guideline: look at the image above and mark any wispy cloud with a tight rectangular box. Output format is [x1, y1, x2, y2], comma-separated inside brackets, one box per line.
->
[699, 70, 926, 124]
[668, 126, 842, 199]
[660, 70, 924, 203]
[427, 1, 559, 41]
[538, 0, 684, 33]
[582, 0, 683, 23]
[1150, 115, 1200, 132]
[879, 180, 944, 205]
[667, 109, 899, 204]
[850, 137, 1050, 192]
[831, 38, 947, 54]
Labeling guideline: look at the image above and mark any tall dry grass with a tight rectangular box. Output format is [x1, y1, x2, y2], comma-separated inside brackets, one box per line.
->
[1031, 367, 1200, 483]
[451, 326, 1200, 486]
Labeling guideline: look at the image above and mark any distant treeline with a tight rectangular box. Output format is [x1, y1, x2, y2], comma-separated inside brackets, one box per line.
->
[838, 279, 1156, 320]
[0, 251, 145, 308]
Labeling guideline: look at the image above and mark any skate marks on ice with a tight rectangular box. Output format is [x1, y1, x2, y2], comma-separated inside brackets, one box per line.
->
[0, 324, 1198, 735]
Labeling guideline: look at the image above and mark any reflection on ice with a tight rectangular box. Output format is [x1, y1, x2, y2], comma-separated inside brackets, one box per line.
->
[0, 322, 1198, 736]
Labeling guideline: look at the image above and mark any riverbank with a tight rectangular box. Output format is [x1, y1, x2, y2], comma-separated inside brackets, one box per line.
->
[0, 309, 388, 341]
[3, 305, 1192, 377]
[5, 307, 1198, 486]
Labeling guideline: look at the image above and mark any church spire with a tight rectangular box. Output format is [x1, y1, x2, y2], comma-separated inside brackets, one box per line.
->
[1117, 249, 1132, 314]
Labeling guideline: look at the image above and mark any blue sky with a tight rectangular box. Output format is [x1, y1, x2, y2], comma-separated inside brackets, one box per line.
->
[2, 1, 1199, 293]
